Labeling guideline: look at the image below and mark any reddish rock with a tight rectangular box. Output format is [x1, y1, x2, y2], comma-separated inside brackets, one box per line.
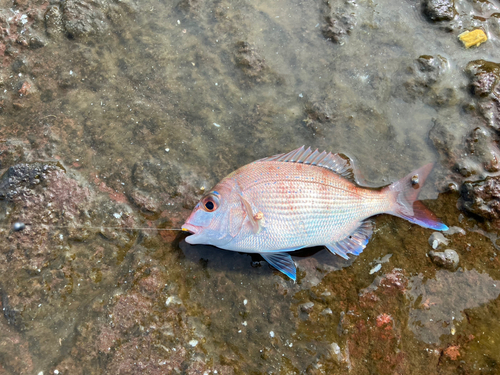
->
[443, 345, 460, 360]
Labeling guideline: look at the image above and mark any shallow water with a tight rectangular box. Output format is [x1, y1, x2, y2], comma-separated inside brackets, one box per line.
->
[1, 0, 500, 373]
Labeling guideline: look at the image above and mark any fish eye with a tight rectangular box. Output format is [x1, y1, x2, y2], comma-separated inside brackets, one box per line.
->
[202, 194, 219, 212]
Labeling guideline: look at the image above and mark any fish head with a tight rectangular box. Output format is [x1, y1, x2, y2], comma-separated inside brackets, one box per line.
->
[182, 178, 245, 247]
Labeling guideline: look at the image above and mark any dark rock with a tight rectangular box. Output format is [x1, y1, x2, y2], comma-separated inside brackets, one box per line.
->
[29, 35, 46, 49]
[428, 249, 459, 270]
[467, 60, 500, 98]
[0, 162, 59, 201]
[460, 176, 500, 223]
[423, 0, 457, 22]
[322, 0, 357, 44]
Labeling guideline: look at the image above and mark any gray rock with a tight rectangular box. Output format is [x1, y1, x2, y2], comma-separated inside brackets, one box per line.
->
[428, 232, 449, 249]
[428, 249, 459, 270]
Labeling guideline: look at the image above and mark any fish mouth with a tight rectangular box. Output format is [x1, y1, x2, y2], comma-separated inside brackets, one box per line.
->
[181, 223, 199, 234]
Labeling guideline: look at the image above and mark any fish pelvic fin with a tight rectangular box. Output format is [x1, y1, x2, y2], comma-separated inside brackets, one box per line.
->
[260, 252, 296, 281]
[385, 163, 448, 231]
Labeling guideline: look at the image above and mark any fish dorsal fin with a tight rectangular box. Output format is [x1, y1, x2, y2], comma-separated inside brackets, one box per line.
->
[325, 219, 373, 259]
[258, 146, 354, 181]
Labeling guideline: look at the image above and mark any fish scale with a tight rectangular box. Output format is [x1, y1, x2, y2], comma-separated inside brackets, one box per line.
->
[182, 146, 448, 280]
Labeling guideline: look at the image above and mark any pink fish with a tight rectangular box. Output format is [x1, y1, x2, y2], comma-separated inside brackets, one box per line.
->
[182, 146, 447, 280]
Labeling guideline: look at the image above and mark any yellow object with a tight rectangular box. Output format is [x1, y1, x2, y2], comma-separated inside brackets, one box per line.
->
[459, 29, 488, 48]
[182, 228, 189, 231]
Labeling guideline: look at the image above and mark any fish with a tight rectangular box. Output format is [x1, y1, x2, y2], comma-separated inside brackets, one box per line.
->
[182, 146, 448, 280]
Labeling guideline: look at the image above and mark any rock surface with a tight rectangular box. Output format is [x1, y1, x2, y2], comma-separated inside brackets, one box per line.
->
[428, 249, 460, 270]
[461, 176, 500, 224]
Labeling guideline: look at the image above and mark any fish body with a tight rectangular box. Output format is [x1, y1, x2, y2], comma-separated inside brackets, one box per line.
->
[182, 147, 448, 280]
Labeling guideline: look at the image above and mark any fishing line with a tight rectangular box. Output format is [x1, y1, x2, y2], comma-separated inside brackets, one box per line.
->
[7, 222, 186, 232]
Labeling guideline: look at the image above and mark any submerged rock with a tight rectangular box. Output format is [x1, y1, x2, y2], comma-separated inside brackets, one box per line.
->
[235, 42, 269, 82]
[402, 55, 454, 106]
[466, 60, 500, 131]
[428, 249, 459, 270]
[466, 127, 500, 173]
[322, 0, 357, 44]
[423, 0, 457, 22]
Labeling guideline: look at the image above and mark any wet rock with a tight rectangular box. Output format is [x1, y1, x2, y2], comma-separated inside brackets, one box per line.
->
[11, 56, 29, 73]
[466, 60, 500, 131]
[62, 0, 110, 38]
[300, 301, 314, 313]
[423, 0, 456, 22]
[429, 119, 455, 161]
[460, 176, 500, 224]
[45, 5, 65, 38]
[428, 249, 459, 270]
[29, 35, 45, 49]
[468, 60, 500, 97]
[0, 162, 58, 201]
[129, 189, 161, 214]
[428, 232, 449, 249]
[131, 161, 181, 197]
[466, 127, 500, 172]
[235, 42, 268, 81]
[322, 0, 357, 44]
[305, 101, 335, 124]
[403, 55, 454, 105]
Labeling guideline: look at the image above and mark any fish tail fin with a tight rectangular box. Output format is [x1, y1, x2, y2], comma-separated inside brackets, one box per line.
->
[384, 163, 448, 231]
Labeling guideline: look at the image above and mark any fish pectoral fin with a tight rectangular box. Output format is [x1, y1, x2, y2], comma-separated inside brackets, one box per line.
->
[261, 252, 296, 281]
[325, 219, 373, 259]
[239, 195, 264, 234]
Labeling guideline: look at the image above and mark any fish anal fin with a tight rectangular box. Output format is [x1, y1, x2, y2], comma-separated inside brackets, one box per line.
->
[257, 146, 355, 182]
[325, 220, 373, 259]
[261, 252, 296, 281]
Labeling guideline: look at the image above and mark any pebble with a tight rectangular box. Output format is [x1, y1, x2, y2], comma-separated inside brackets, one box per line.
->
[300, 302, 314, 313]
[428, 249, 459, 270]
[428, 232, 449, 249]
[369, 264, 382, 274]
[13, 222, 26, 231]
